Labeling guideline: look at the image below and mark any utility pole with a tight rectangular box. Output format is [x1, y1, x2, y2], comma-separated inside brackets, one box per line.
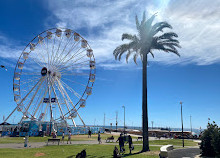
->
[104, 113, 105, 129]
[151, 121, 154, 129]
[180, 101, 184, 147]
[190, 115, 192, 134]
[116, 111, 118, 132]
[122, 105, 125, 134]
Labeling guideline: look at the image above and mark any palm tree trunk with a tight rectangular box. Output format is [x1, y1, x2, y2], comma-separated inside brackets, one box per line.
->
[142, 53, 149, 152]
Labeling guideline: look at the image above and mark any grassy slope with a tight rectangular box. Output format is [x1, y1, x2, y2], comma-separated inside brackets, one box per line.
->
[0, 144, 160, 158]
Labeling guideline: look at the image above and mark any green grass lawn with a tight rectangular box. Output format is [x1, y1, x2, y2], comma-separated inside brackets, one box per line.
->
[0, 134, 113, 144]
[134, 139, 198, 146]
[0, 144, 160, 158]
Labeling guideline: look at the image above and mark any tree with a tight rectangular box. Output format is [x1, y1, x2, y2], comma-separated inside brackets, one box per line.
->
[113, 12, 180, 152]
[200, 121, 220, 157]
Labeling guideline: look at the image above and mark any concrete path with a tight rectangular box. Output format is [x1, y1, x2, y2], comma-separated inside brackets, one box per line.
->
[168, 147, 201, 158]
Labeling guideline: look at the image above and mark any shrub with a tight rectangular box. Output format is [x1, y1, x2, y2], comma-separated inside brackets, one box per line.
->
[200, 121, 220, 157]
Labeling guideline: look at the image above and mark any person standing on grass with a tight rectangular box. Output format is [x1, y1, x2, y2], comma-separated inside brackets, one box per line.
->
[127, 135, 133, 154]
[67, 131, 72, 144]
[88, 129, 92, 138]
[98, 131, 102, 144]
[116, 134, 125, 153]
[62, 132, 65, 143]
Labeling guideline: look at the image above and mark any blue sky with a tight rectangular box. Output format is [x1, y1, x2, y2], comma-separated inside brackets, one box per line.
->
[0, 0, 220, 129]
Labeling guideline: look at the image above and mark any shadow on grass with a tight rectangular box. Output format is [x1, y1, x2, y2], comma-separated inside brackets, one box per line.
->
[67, 155, 105, 158]
[123, 151, 143, 157]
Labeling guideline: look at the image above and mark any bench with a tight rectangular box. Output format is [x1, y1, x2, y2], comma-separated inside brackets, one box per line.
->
[136, 137, 143, 141]
[159, 145, 173, 158]
[47, 138, 60, 145]
[106, 136, 114, 142]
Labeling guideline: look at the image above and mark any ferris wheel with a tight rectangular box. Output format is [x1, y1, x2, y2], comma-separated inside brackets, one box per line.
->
[4, 28, 95, 127]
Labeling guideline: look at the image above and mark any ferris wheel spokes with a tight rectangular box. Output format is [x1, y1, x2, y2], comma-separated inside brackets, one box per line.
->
[53, 78, 77, 127]
[58, 54, 88, 72]
[56, 78, 86, 127]
[60, 79, 81, 99]
[52, 33, 74, 67]
[48, 77, 65, 120]
[51, 33, 64, 68]
[23, 77, 45, 118]
[54, 39, 81, 69]
[32, 86, 49, 119]
[62, 77, 86, 87]
[17, 77, 44, 107]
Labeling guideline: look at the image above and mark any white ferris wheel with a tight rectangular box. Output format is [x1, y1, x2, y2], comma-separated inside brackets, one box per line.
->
[4, 28, 95, 127]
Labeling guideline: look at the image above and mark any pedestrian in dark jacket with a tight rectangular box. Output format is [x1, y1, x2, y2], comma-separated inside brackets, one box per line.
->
[127, 135, 133, 154]
[116, 134, 124, 153]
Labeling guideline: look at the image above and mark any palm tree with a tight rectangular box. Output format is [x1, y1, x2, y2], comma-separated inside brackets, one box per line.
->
[113, 12, 180, 152]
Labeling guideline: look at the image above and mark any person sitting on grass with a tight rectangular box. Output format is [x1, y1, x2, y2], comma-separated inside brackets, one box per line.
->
[113, 146, 121, 158]
[76, 149, 86, 158]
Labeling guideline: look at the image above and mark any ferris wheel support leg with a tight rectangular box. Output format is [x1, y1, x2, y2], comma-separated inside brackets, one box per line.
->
[55, 79, 77, 127]
[32, 87, 49, 118]
[47, 77, 54, 125]
[57, 79, 86, 127]
[4, 105, 18, 123]
[41, 103, 49, 122]
[76, 112, 86, 127]
[16, 78, 43, 112]
[49, 78, 64, 119]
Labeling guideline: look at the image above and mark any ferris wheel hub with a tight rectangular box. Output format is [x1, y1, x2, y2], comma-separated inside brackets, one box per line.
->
[41, 67, 47, 76]
[41, 67, 61, 79]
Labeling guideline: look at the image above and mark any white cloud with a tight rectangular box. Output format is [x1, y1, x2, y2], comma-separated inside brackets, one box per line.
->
[45, 0, 220, 67]
[1, 0, 220, 69]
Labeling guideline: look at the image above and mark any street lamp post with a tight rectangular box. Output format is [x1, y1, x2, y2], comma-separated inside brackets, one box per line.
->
[122, 105, 125, 134]
[190, 115, 192, 135]
[180, 101, 184, 147]
[151, 121, 154, 129]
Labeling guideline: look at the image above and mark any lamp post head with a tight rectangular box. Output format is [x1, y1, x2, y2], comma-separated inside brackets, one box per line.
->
[180, 101, 183, 105]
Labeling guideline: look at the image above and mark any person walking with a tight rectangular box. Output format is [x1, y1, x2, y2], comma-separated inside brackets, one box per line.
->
[88, 129, 91, 138]
[67, 131, 72, 144]
[127, 135, 133, 154]
[62, 132, 65, 143]
[98, 131, 102, 144]
[116, 134, 125, 153]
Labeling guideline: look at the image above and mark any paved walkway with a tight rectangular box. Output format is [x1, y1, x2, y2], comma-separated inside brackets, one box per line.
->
[168, 147, 201, 158]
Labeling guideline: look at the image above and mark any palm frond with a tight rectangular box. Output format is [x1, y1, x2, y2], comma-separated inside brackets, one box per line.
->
[145, 13, 157, 30]
[141, 11, 146, 25]
[133, 53, 139, 64]
[161, 39, 180, 44]
[149, 50, 154, 58]
[122, 33, 135, 41]
[151, 22, 172, 36]
[135, 15, 140, 30]
[126, 50, 133, 63]
[158, 32, 178, 39]
[160, 42, 181, 48]
[156, 46, 180, 57]
[113, 44, 129, 60]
